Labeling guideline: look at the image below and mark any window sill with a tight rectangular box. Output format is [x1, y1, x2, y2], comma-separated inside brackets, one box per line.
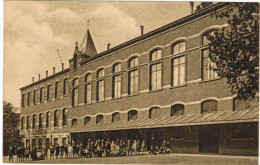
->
[62, 125, 67, 128]
[96, 100, 105, 103]
[148, 88, 163, 93]
[170, 84, 187, 89]
[200, 77, 221, 83]
[232, 138, 253, 141]
[128, 93, 139, 97]
[112, 97, 122, 100]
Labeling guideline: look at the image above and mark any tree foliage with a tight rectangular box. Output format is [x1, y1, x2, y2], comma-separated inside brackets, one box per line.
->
[206, 3, 259, 99]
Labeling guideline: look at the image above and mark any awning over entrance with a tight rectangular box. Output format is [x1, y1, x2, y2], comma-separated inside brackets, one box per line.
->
[69, 108, 258, 133]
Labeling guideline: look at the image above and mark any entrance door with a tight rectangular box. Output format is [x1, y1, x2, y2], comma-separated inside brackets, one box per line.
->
[199, 125, 219, 153]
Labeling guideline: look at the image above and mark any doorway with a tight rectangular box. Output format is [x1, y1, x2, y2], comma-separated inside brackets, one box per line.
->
[199, 125, 219, 153]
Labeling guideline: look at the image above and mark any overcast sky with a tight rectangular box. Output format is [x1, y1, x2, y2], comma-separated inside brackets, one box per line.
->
[4, 1, 199, 107]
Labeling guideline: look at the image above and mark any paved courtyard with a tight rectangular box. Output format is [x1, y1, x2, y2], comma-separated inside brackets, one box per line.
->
[3, 154, 258, 165]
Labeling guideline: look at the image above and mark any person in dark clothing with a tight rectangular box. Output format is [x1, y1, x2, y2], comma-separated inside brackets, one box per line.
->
[64, 144, 69, 159]
[8, 147, 13, 162]
[55, 144, 60, 159]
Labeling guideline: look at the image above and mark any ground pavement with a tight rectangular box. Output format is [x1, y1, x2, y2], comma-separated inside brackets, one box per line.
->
[3, 153, 258, 164]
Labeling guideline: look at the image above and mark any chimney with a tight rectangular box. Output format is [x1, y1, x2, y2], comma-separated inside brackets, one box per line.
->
[140, 26, 144, 36]
[62, 63, 64, 70]
[32, 77, 34, 83]
[38, 74, 41, 81]
[46, 70, 48, 77]
[190, 2, 194, 14]
[107, 43, 111, 50]
[53, 67, 55, 74]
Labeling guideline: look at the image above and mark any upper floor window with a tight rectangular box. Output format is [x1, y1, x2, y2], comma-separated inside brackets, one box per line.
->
[128, 110, 138, 121]
[97, 69, 105, 102]
[47, 84, 51, 101]
[62, 108, 67, 126]
[73, 54, 77, 69]
[39, 113, 43, 129]
[150, 49, 162, 61]
[22, 94, 25, 107]
[46, 111, 50, 128]
[233, 97, 251, 111]
[32, 114, 36, 129]
[128, 57, 139, 95]
[27, 92, 31, 106]
[173, 42, 186, 55]
[96, 115, 104, 124]
[112, 112, 120, 123]
[72, 118, 77, 126]
[149, 107, 160, 119]
[63, 78, 68, 96]
[33, 90, 37, 105]
[150, 49, 162, 91]
[201, 100, 217, 114]
[55, 81, 60, 99]
[172, 56, 186, 86]
[85, 74, 92, 104]
[113, 63, 121, 99]
[21, 117, 24, 130]
[54, 110, 59, 128]
[202, 31, 216, 45]
[40, 87, 44, 103]
[84, 116, 91, 125]
[72, 78, 79, 107]
[26, 116, 30, 130]
[171, 104, 184, 116]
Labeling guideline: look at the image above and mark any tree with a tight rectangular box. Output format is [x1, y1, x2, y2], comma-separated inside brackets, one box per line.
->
[3, 101, 23, 155]
[206, 3, 259, 99]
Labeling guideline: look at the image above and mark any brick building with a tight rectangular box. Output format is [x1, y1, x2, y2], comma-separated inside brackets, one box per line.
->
[19, 3, 258, 156]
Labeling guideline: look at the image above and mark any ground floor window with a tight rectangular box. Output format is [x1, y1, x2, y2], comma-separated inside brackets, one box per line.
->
[46, 138, 50, 150]
[171, 127, 184, 140]
[54, 138, 58, 147]
[38, 139, 42, 150]
[232, 123, 255, 139]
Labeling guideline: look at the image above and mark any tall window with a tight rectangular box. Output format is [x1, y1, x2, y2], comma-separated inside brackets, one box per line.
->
[73, 54, 77, 69]
[171, 104, 184, 116]
[149, 107, 160, 119]
[72, 118, 77, 126]
[63, 78, 68, 96]
[112, 112, 120, 123]
[150, 49, 162, 91]
[113, 63, 121, 98]
[173, 41, 186, 55]
[46, 138, 50, 150]
[27, 92, 31, 106]
[55, 81, 60, 98]
[46, 111, 50, 128]
[33, 90, 37, 104]
[38, 139, 42, 150]
[47, 84, 51, 101]
[62, 137, 67, 145]
[32, 139, 36, 150]
[85, 74, 92, 104]
[202, 31, 218, 80]
[54, 138, 58, 147]
[26, 116, 30, 130]
[22, 94, 25, 107]
[54, 110, 59, 128]
[39, 113, 43, 129]
[21, 117, 24, 130]
[32, 114, 36, 129]
[40, 87, 44, 103]
[233, 97, 251, 111]
[128, 57, 139, 95]
[128, 110, 138, 121]
[62, 108, 67, 126]
[201, 100, 217, 114]
[97, 69, 105, 101]
[96, 115, 104, 124]
[84, 116, 91, 125]
[72, 78, 79, 107]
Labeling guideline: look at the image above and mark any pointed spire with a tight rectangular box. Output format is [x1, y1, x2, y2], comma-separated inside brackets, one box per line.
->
[79, 29, 97, 57]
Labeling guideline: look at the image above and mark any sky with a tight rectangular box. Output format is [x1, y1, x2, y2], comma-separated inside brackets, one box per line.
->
[3, 1, 199, 107]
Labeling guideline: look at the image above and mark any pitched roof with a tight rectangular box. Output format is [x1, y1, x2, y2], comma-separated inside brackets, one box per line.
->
[79, 30, 98, 57]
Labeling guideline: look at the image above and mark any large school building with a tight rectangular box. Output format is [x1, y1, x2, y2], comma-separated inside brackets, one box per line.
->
[19, 2, 258, 156]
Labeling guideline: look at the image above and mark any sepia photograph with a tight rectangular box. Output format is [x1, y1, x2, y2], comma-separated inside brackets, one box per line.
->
[2, 1, 259, 164]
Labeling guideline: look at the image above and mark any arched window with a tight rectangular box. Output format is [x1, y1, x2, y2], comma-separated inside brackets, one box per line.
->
[202, 31, 216, 45]
[84, 116, 91, 125]
[39, 113, 43, 129]
[46, 138, 50, 150]
[27, 92, 31, 106]
[201, 100, 217, 114]
[63, 78, 68, 96]
[171, 104, 184, 116]
[113, 63, 121, 99]
[55, 81, 60, 98]
[172, 41, 186, 55]
[38, 139, 42, 150]
[202, 31, 218, 80]
[112, 112, 120, 123]
[85, 74, 92, 104]
[128, 57, 139, 95]
[62, 137, 67, 145]
[47, 84, 51, 101]
[26, 116, 30, 130]
[150, 49, 162, 91]
[72, 78, 79, 107]
[32, 139, 36, 150]
[73, 54, 77, 69]
[72, 118, 77, 126]
[62, 108, 67, 126]
[233, 97, 251, 111]
[128, 110, 138, 121]
[97, 69, 105, 101]
[40, 87, 44, 103]
[33, 90, 37, 104]
[22, 94, 25, 107]
[54, 138, 58, 147]
[46, 111, 50, 128]
[21, 117, 24, 130]
[32, 114, 36, 129]
[54, 110, 59, 127]
[149, 107, 160, 119]
[96, 115, 104, 124]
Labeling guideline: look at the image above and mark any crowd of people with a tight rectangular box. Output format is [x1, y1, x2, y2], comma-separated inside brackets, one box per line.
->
[8, 138, 171, 162]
